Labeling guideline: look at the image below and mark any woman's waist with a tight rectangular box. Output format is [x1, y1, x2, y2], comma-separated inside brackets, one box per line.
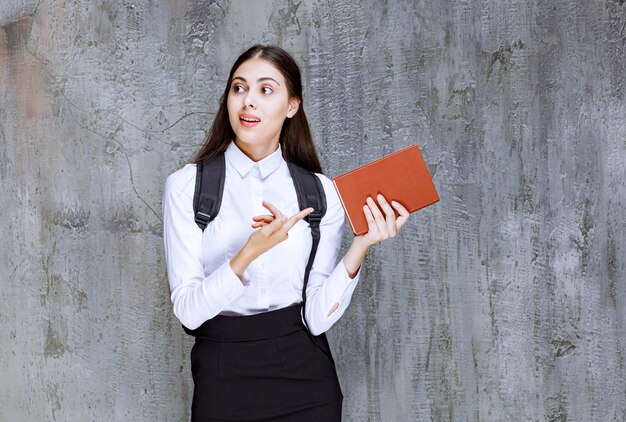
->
[185, 303, 305, 341]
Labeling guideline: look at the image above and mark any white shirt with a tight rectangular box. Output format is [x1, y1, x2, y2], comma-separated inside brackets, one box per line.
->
[162, 141, 362, 335]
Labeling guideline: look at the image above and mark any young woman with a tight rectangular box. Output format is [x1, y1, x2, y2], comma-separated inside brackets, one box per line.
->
[162, 45, 410, 421]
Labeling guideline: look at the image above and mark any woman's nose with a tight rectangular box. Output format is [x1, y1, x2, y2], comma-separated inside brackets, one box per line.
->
[243, 90, 256, 109]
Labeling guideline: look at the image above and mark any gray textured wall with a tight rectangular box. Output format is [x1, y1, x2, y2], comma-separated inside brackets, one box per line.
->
[1, 0, 624, 421]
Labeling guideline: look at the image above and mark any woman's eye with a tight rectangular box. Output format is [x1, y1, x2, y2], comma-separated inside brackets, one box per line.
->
[262, 86, 273, 94]
[232, 84, 245, 93]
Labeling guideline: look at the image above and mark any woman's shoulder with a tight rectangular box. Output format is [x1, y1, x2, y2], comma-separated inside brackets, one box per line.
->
[313, 172, 341, 207]
[164, 163, 197, 198]
[313, 172, 332, 189]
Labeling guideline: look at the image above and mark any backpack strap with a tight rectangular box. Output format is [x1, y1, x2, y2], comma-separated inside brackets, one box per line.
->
[193, 154, 226, 231]
[287, 162, 327, 334]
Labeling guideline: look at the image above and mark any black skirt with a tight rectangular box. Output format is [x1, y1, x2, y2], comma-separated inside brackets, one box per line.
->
[189, 304, 343, 421]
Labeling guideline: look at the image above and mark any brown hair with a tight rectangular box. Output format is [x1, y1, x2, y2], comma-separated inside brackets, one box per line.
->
[192, 45, 322, 174]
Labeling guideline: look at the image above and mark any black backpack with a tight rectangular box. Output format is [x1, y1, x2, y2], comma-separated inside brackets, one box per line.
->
[184, 152, 327, 336]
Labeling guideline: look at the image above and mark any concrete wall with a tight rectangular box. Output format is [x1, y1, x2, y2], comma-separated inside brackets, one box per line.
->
[1, 0, 624, 420]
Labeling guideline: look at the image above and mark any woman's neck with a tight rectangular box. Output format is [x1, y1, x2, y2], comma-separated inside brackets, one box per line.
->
[234, 139, 279, 162]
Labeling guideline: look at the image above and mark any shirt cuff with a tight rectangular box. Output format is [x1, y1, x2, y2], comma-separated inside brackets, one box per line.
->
[323, 259, 362, 309]
[207, 260, 248, 304]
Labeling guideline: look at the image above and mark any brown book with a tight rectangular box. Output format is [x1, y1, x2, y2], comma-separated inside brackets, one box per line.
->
[332, 145, 439, 235]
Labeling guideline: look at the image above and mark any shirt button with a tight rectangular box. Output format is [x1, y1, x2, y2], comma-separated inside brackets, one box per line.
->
[261, 288, 266, 294]
[259, 264, 265, 271]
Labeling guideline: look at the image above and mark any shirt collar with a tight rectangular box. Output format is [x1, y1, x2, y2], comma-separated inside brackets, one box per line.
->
[225, 141, 284, 179]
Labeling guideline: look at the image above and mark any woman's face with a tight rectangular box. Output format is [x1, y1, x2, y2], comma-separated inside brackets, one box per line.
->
[227, 57, 299, 150]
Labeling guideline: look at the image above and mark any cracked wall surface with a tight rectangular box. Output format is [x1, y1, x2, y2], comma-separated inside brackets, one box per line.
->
[1, 0, 625, 421]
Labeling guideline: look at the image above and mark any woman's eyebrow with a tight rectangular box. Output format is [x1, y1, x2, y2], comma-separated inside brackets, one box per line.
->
[232, 76, 280, 86]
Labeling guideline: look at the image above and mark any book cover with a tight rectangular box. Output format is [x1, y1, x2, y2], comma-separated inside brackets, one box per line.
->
[332, 145, 439, 235]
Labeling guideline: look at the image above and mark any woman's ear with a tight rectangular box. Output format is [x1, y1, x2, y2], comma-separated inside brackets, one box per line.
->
[287, 98, 301, 118]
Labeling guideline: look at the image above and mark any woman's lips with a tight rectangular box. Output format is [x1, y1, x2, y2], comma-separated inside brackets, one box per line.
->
[239, 113, 261, 128]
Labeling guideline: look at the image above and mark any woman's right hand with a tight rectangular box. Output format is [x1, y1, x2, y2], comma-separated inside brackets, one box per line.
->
[246, 201, 314, 258]
[230, 201, 314, 279]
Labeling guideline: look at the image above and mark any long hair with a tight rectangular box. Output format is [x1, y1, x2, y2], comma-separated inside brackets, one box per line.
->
[192, 45, 322, 174]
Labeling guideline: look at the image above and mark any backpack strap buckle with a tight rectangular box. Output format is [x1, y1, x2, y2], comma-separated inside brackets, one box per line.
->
[307, 210, 322, 226]
[194, 197, 214, 228]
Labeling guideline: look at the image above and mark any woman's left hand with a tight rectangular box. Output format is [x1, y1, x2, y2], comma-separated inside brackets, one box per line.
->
[354, 194, 410, 248]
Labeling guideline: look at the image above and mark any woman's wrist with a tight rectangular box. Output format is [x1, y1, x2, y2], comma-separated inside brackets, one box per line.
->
[351, 236, 373, 250]
[230, 243, 257, 279]
[342, 237, 370, 279]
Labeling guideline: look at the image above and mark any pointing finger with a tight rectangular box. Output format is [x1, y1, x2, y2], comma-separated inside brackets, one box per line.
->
[280, 207, 314, 233]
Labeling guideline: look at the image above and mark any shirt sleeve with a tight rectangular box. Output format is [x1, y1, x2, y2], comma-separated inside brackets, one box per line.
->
[162, 165, 247, 330]
[303, 173, 363, 335]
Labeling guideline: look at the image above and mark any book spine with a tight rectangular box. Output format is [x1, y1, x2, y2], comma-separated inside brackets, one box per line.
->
[332, 179, 358, 235]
